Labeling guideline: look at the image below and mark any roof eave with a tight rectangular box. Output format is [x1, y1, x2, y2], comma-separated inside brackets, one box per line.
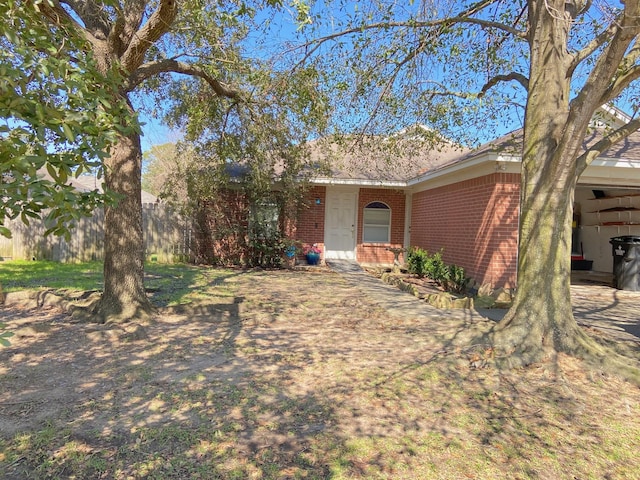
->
[406, 151, 520, 187]
[309, 177, 408, 188]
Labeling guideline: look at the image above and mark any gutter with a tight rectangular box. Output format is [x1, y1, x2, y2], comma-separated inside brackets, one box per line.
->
[309, 177, 407, 188]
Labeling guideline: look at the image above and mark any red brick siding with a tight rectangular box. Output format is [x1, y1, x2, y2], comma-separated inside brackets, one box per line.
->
[410, 173, 520, 288]
[356, 188, 406, 264]
[198, 192, 249, 265]
[292, 186, 326, 261]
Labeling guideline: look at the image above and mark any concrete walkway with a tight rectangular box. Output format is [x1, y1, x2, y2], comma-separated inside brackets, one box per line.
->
[327, 260, 640, 344]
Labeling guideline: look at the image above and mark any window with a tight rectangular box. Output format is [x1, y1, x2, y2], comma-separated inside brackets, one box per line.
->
[363, 201, 391, 243]
[250, 201, 280, 240]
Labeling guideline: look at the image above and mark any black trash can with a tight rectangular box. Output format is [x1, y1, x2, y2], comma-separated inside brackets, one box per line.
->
[610, 236, 640, 291]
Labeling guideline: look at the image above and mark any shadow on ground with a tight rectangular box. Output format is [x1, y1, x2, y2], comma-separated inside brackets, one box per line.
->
[1, 268, 640, 479]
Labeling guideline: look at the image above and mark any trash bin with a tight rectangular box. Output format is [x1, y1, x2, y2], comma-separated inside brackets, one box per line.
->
[610, 236, 640, 291]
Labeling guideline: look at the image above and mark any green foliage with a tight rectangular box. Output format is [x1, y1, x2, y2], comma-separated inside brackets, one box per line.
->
[158, 61, 331, 266]
[296, 1, 533, 145]
[406, 246, 430, 278]
[0, 0, 136, 239]
[247, 229, 288, 269]
[407, 247, 468, 293]
[142, 143, 178, 196]
[444, 263, 470, 294]
[424, 250, 448, 285]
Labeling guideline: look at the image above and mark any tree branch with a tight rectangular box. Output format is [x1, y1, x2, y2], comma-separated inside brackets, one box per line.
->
[120, 0, 177, 72]
[122, 0, 147, 47]
[59, 0, 111, 40]
[478, 72, 529, 97]
[569, 21, 618, 75]
[576, 116, 640, 173]
[126, 59, 241, 100]
[36, 0, 99, 47]
[571, 2, 640, 123]
[294, 0, 523, 70]
[600, 63, 640, 105]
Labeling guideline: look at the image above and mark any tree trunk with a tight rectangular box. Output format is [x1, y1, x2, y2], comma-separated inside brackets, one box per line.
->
[93, 100, 154, 323]
[491, 157, 595, 364]
[491, 1, 597, 364]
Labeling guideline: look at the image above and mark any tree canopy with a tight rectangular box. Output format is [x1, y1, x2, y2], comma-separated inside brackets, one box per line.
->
[9, 0, 328, 322]
[0, 0, 134, 239]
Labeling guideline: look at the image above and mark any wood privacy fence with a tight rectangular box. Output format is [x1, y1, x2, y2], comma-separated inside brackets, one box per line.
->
[0, 203, 192, 263]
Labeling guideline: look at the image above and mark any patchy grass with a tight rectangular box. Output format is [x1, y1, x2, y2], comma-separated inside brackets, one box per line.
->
[0, 260, 104, 293]
[1, 268, 640, 479]
[0, 260, 217, 307]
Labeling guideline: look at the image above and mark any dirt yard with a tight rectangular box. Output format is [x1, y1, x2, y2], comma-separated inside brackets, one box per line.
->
[1, 268, 640, 479]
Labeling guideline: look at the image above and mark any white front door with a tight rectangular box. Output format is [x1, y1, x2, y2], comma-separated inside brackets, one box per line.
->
[324, 188, 357, 260]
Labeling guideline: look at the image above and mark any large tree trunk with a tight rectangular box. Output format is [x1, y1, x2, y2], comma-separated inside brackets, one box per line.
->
[491, 1, 597, 364]
[93, 99, 154, 323]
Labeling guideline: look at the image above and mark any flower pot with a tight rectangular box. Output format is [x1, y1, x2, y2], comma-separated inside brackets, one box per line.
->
[306, 252, 320, 265]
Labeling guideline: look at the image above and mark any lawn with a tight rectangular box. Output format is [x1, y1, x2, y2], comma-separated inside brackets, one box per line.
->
[0, 260, 213, 307]
[1, 262, 640, 479]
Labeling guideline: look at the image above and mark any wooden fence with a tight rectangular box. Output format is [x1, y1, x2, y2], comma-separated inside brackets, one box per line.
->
[0, 203, 192, 263]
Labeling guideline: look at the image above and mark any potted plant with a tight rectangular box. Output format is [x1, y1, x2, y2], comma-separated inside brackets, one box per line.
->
[282, 239, 300, 268]
[304, 243, 322, 266]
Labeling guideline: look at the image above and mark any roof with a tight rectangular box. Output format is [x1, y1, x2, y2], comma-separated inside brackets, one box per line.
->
[307, 132, 472, 183]
[430, 123, 640, 174]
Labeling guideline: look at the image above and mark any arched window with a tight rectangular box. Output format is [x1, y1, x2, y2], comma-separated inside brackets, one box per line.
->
[363, 201, 391, 243]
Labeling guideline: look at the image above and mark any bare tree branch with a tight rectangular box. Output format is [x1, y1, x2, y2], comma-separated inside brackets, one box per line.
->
[478, 72, 529, 97]
[293, 0, 523, 71]
[126, 59, 241, 100]
[121, 0, 147, 47]
[576, 116, 640, 172]
[569, 20, 618, 75]
[60, 0, 111, 39]
[107, 3, 126, 57]
[572, 2, 640, 121]
[600, 63, 640, 105]
[120, 0, 177, 72]
[37, 0, 100, 47]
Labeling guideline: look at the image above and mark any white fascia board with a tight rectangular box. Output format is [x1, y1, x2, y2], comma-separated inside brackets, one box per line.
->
[580, 158, 640, 185]
[309, 177, 407, 188]
[588, 157, 640, 169]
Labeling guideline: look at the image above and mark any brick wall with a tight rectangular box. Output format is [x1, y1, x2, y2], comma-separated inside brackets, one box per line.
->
[356, 188, 406, 264]
[410, 173, 520, 288]
[197, 192, 249, 265]
[293, 186, 326, 261]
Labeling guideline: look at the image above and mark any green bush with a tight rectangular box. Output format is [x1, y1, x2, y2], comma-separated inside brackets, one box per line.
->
[407, 247, 469, 294]
[406, 247, 430, 278]
[425, 250, 448, 283]
[248, 229, 287, 269]
[444, 264, 469, 294]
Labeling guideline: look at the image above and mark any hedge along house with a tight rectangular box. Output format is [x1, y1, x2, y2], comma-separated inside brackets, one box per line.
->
[296, 106, 640, 290]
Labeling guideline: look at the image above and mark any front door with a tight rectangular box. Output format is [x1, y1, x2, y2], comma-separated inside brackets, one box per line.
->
[324, 188, 357, 260]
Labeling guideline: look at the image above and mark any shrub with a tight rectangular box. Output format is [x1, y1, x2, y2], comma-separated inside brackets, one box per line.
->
[444, 264, 469, 294]
[407, 247, 469, 294]
[247, 225, 286, 268]
[425, 250, 448, 283]
[406, 247, 430, 278]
